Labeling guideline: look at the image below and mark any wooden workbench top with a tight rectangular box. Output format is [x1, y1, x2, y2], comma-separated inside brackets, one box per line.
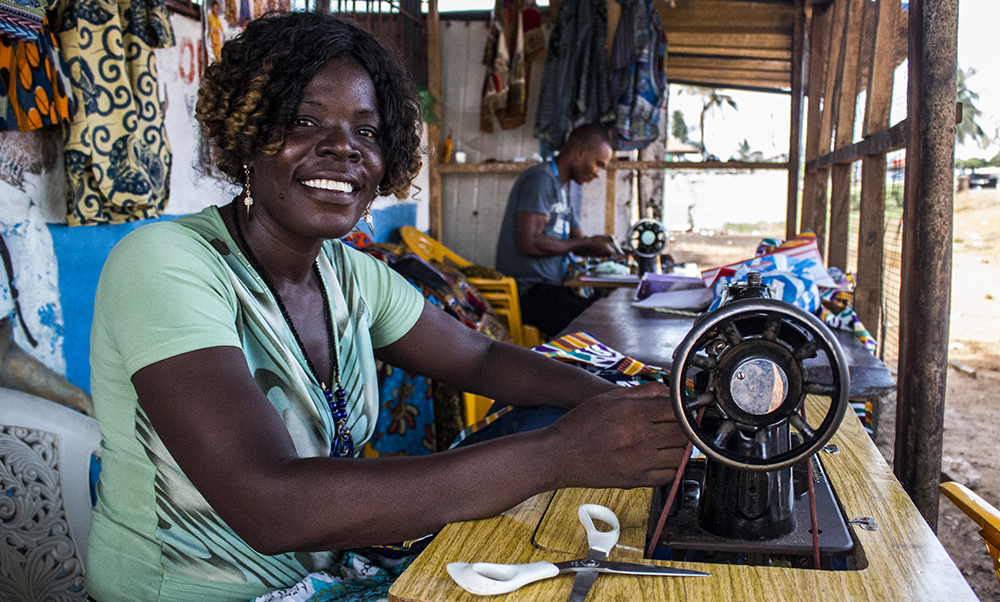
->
[388, 395, 976, 602]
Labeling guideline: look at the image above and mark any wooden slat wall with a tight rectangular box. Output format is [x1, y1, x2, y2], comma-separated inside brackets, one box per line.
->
[799, 7, 829, 238]
[801, 0, 908, 357]
[854, 0, 901, 346]
[827, 0, 866, 270]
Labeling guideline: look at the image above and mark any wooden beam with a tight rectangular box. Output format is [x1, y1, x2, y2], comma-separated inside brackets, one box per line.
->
[666, 56, 792, 74]
[605, 170, 617, 237]
[656, 0, 794, 32]
[665, 69, 792, 89]
[855, 0, 902, 343]
[667, 45, 793, 61]
[437, 159, 791, 174]
[827, 0, 865, 271]
[895, 0, 959, 529]
[862, 0, 900, 137]
[801, 5, 830, 235]
[786, 0, 807, 239]
[805, 119, 907, 170]
[665, 32, 793, 51]
[607, 160, 790, 171]
[426, 0, 442, 240]
[814, 0, 848, 256]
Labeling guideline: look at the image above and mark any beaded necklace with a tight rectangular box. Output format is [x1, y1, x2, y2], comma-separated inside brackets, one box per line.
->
[229, 201, 354, 457]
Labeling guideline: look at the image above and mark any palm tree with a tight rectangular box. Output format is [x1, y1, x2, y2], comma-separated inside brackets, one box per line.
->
[956, 65, 989, 148]
[735, 139, 753, 161]
[671, 110, 692, 144]
[685, 87, 738, 160]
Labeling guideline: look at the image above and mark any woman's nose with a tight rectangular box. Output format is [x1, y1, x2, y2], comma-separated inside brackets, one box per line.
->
[317, 126, 361, 161]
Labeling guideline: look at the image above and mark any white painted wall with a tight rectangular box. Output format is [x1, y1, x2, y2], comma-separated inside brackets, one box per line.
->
[0, 129, 66, 372]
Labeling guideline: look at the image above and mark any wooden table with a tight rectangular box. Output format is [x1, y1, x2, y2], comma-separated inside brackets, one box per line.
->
[563, 275, 642, 289]
[388, 291, 974, 602]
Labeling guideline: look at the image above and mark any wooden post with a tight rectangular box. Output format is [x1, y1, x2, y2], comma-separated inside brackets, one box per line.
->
[827, 0, 865, 271]
[815, 0, 849, 257]
[801, 6, 830, 236]
[786, 0, 807, 240]
[894, 0, 958, 529]
[426, 0, 443, 240]
[855, 0, 901, 347]
[605, 168, 618, 237]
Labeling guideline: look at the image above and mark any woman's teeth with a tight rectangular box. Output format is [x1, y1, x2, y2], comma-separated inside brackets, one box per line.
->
[302, 179, 353, 193]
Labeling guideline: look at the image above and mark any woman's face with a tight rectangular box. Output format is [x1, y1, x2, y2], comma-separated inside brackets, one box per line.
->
[247, 57, 385, 241]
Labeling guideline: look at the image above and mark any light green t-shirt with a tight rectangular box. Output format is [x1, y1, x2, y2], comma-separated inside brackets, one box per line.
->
[85, 206, 424, 602]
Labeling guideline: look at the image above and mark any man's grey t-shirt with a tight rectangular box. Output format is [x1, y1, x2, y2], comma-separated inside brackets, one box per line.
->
[495, 162, 580, 294]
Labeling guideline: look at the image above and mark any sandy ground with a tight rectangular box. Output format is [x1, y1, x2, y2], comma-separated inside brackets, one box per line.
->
[938, 187, 1000, 601]
[667, 188, 1000, 600]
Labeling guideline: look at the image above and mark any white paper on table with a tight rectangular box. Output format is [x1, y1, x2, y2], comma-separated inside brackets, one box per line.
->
[631, 288, 715, 310]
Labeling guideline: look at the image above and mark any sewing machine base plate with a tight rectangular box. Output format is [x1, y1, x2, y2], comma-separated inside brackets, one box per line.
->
[650, 456, 853, 560]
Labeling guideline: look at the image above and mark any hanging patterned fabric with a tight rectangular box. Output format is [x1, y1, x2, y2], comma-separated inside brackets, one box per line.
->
[48, 0, 174, 225]
[609, 0, 667, 150]
[0, 16, 74, 130]
[479, 0, 545, 133]
[533, 0, 612, 151]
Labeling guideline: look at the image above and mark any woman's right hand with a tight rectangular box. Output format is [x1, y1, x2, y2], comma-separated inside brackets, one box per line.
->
[543, 382, 690, 490]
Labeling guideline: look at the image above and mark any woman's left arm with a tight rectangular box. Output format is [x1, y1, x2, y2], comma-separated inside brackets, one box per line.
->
[375, 301, 617, 409]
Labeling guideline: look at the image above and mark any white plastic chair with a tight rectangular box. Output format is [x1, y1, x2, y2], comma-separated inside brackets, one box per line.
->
[0, 387, 101, 601]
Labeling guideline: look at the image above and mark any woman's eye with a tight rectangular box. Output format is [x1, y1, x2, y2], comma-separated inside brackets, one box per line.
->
[358, 126, 378, 138]
[292, 117, 313, 127]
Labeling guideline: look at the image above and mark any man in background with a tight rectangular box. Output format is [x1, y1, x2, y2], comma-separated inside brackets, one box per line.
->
[495, 124, 619, 338]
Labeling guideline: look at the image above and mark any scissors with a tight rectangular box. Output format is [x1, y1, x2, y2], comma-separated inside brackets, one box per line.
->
[447, 504, 709, 599]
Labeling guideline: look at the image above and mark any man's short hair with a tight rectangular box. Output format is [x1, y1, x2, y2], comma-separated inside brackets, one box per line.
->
[564, 123, 613, 152]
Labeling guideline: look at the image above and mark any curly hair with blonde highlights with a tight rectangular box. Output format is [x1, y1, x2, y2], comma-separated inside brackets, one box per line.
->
[195, 11, 423, 199]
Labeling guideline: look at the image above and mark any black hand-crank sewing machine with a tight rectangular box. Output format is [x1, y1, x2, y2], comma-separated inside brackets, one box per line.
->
[650, 272, 854, 566]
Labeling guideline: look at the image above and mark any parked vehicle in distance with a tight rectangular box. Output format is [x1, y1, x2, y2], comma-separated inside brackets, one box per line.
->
[969, 172, 998, 188]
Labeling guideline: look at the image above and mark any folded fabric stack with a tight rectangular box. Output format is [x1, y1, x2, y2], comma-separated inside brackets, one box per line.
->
[702, 232, 876, 353]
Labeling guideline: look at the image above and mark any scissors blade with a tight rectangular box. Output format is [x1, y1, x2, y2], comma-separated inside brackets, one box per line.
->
[555, 559, 711, 578]
[565, 548, 605, 602]
[567, 566, 600, 602]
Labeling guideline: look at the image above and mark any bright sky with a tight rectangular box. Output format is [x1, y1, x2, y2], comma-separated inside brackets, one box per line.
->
[955, 0, 999, 159]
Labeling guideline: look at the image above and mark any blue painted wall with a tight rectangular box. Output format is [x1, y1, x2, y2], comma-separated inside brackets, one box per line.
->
[50, 203, 417, 392]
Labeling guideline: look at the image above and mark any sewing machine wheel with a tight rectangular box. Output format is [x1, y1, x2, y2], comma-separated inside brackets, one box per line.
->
[670, 298, 849, 472]
[629, 219, 667, 257]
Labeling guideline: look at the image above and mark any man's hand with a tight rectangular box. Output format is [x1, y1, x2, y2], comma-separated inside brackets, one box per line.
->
[579, 234, 619, 257]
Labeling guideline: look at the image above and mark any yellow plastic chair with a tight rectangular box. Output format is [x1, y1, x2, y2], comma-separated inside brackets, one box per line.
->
[397, 226, 541, 348]
[940, 481, 1000, 587]
[398, 227, 543, 425]
[399, 226, 471, 269]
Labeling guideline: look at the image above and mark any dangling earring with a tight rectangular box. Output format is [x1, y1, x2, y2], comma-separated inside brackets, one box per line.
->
[362, 208, 374, 235]
[243, 164, 253, 218]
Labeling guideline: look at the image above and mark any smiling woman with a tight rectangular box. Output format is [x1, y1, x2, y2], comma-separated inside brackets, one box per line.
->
[83, 12, 690, 602]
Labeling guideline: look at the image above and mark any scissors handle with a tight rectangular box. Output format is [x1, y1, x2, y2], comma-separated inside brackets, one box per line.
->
[448, 560, 560, 595]
[578, 503, 620, 555]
